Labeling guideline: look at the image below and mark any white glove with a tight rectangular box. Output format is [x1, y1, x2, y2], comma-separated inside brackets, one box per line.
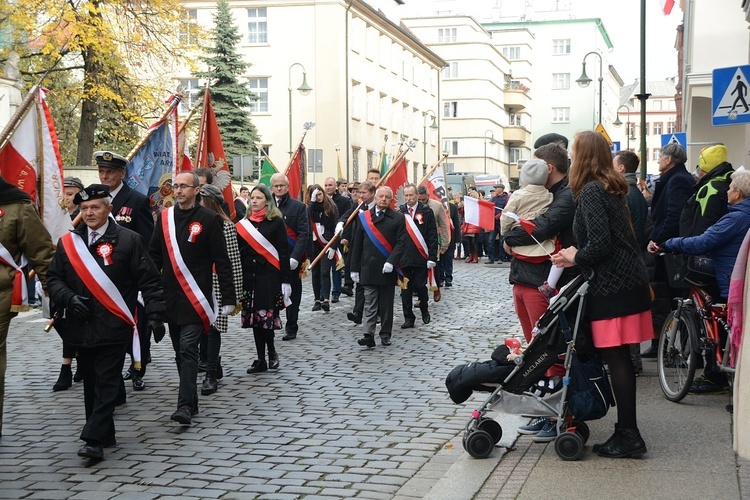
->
[382, 262, 394, 274]
[427, 260, 436, 269]
[281, 283, 292, 307]
[290, 258, 299, 270]
[351, 272, 360, 283]
[335, 221, 344, 235]
[311, 188, 321, 201]
[221, 305, 235, 316]
[326, 248, 336, 260]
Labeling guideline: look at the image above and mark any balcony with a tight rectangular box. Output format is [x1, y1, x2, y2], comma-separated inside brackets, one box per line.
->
[504, 89, 530, 111]
[504, 126, 531, 146]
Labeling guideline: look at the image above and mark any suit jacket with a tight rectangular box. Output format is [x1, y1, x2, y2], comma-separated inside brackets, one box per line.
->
[350, 206, 405, 286]
[111, 183, 154, 245]
[275, 193, 310, 264]
[398, 202, 438, 267]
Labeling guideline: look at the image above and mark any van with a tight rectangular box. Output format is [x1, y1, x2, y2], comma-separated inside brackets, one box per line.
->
[446, 173, 475, 197]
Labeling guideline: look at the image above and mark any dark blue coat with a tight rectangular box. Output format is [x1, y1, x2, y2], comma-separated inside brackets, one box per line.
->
[665, 198, 750, 297]
[650, 164, 694, 244]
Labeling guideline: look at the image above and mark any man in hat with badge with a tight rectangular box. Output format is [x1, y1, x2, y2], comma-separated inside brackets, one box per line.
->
[94, 151, 155, 392]
[47, 184, 165, 460]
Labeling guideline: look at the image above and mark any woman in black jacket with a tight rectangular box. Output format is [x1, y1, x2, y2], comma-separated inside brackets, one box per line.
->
[307, 184, 339, 312]
[237, 185, 291, 373]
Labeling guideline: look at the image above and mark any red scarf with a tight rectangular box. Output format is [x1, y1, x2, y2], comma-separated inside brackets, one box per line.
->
[249, 206, 267, 222]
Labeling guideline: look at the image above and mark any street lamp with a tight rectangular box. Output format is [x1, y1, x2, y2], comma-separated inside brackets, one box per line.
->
[483, 130, 495, 175]
[288, 62, 313, 155]
[576, 51, 603, 127]
[613, 104, 631, 150]
[627, 123, 638, 151]
[423, 110, 438, 173]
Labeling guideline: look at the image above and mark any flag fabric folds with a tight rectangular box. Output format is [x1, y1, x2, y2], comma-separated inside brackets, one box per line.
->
[503, 211, 537, 235]
[379, 143, 389, 176]
[384, 157, 408, 209]
[660, 0, 675, 15]
[463, 196, 496, 231]
[285, 144, 306, 201]
[126, 120, 176, 216]
[259, 157, 279, 188]
[421, 163, 453, 238]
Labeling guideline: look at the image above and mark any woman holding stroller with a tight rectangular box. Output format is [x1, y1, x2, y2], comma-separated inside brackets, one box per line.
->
[551, 131, 653, 459]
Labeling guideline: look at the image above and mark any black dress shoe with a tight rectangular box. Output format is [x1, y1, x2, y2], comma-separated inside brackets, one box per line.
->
[321, 301, 330, 312]
[246, 359, 268, 373]
[132, 375, 146, 391]
[312, 301, 322, 311]
[381, 337, 392, 346]
[358, 336, 376, 348]
[331, 295, 339, 303]
[73, 367, 83, 383]
[201, 375, 218, 396]
[341, 285, 354, 296]
[101, 436, 117, 448]
[170, 407, 192, 425]
[268, 352, 280, 369]
[347, 313, 362, 325]
[282, 332, 297, 341]
[53, 365, 72, 392]
[78, 444, 103, 460]
[444, 282, 452, 287]
[422, 312, 431, 324]
[597, 427, 646, 458]
[592, 424, 619, 453]
[401, 320, 415, 329]
[123, 370, 133, 381]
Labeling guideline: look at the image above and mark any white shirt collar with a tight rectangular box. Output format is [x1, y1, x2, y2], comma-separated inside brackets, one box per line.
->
[87, 220, 109, 243]
[109, 182, 123, 200]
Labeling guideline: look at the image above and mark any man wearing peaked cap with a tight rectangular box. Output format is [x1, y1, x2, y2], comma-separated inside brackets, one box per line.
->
[680, 144, 735, 238]
[94, 151, 155, 394]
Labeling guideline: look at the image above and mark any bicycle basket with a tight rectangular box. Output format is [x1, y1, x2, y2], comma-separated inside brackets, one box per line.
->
[685, 255, 716, 287]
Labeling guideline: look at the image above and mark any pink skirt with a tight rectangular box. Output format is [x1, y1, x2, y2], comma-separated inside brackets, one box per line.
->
[591, 310, 654, 348]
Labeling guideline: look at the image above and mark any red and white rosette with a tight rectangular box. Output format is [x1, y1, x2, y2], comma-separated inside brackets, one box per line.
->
[415, 212, 424, 224]
[187, 222, 203, 243]
[97, 242, 114, 266]
[0, 208, 5, 217]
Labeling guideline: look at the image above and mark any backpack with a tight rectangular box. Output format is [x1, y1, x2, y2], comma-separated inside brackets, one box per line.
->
[567, 352, 615, 421]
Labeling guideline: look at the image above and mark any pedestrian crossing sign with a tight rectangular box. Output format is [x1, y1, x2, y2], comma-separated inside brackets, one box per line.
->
[712, 65, 750, 126]
[660, 132, 686, 149]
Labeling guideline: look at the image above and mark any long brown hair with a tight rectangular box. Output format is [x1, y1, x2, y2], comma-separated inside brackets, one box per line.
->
[568, 131, 628, 198]
[307, 183, 336, 217]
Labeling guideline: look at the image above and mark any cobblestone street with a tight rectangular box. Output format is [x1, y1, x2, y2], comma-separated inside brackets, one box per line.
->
[1, 260, 518, 499]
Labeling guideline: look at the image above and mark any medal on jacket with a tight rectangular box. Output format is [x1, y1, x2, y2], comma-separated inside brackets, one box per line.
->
[188, 222, 203, 243]
[415, 212, 424, 224]
[97, 242, 114, 266]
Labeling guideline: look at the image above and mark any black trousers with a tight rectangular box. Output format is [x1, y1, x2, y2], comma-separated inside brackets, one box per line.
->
[78, 343, 127, 445]
[353, 282, 365, 317]
[285, 274, 302, 335]
[401, 266, 429, 321]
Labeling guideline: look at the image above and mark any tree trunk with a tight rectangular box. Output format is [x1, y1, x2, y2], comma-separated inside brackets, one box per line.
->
[75, 8, 102, 166]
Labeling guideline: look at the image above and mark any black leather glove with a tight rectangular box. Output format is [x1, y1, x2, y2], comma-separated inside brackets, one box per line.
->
[67, 296, 91, 319]
[149, 316, 166, 343]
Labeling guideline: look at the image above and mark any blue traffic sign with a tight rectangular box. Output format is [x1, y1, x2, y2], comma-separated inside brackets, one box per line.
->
[661, 132, 686, 149]
[610, 141, 621, 154]
[713, 65, 750, 126]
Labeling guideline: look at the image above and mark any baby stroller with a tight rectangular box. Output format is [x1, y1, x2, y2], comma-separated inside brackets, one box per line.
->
[450, 273, 613, 461]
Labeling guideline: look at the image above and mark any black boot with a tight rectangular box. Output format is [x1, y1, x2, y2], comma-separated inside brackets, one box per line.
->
[53, 364, 72, 392]
[201, 370, 218, 395]
[269, 352, 279, 369]
[246, 359, 268, 373]
[73, 359, 83, 383]
[216, 356, 224, 380]
[597, 427, 646, 458]
[592, 423, 620, 453]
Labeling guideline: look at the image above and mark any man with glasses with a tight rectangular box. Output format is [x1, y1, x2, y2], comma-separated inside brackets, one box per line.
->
[149, 171, 236, 426]
[269, 173, 310, 341]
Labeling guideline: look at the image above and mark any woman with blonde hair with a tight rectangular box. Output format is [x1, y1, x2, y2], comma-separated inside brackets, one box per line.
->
[552, 130, 653, 458]
[236, 185, 291, 373]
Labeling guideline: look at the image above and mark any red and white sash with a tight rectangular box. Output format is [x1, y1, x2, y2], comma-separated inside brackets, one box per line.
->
[236, 219, 281, 271]
[59, 233, 142, 368]
[162, 207, 217, 331]
[0, 242, 28, 312]
[310, 217, 344, 269]
[404, 213, 437, 289]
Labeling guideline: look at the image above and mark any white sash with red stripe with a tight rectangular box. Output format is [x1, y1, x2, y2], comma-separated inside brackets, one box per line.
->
[236, 219, 281, 270]
[0, 242, 28, 312]
[59, 233, 142, 368]
[310, 217, 344, 269]
[403, 213, 437, 289]
[163, 207, 217, 331]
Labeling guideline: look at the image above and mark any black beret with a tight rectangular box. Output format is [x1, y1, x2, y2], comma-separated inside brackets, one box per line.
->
[534, 133, 569, 149]
[73, 184, 110, 205]
[93, 150, 128, 170]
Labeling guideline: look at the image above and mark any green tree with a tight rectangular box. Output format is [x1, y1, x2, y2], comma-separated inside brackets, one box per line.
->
[195, 0, 260, 161]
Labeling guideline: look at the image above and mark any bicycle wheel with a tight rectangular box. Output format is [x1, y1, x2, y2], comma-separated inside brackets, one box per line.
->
[657, 310, 699, 402]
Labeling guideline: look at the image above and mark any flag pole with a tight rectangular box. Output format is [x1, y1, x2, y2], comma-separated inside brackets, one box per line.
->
[176, 104, 199, 171]
[125, 93, 183, 161]
[193, 85, 211, 167]
[335, 144, 343, 180]
[417, 152, 449, 186]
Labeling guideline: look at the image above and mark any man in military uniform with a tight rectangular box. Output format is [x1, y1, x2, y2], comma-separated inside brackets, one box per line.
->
[95, 151, 154, 392]
[47, 184, 165, 460]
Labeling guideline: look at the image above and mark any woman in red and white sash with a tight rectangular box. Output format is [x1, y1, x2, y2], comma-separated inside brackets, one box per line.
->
[307, 184, 339, 312]
[237, 185, 291, 373]
[197, 184, 243, 394]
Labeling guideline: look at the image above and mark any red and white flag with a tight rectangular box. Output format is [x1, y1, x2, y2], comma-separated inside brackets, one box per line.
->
[463, 196, 496, 231]
[421, 164, 453, 236]
[660, 0, 675, 15]
[0, 88, 73, 242]
[285, 143, 306, 201]
[503, 211, 537, 235]
[384, 157, 409, 209]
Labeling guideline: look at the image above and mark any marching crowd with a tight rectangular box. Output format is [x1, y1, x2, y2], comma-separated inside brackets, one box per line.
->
[1, 128, 750, 464]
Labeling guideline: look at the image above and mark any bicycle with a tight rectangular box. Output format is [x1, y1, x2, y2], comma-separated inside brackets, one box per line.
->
[657, 255, 735, 402]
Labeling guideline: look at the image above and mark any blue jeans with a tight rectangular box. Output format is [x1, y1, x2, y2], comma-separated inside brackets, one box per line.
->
[332, 267, 342, 297]
[487, 228, 507, 261]
[438, 249, 454, 284]
[169, 323, 203, 412]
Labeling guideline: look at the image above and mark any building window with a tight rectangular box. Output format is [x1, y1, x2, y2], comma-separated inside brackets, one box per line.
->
[443, 101, 458, 118]
[667, 121, 676, 133]
[502, 46, 521, 60]
[379, 94, 388, 128]
[379, 35, 390, 69]
[392, 100, 401, 131]
[402, 104, 410, 134]
[351, 82, 361, 120]
[509, 147, 523, 164]
[668, 100, 676, 110]
[247, 78, 268, 113]
[443, 140, 458, 156]
[552, 107, 570, 123]
[366, 89, 376, 124]
[653, 148, 661, 161]
[438, 27, 457, 43]
[627, 122, 636, 137]
[352, 147, 360, 182]
[179, 9, 197, 45]
[509, 112, 521, 126]
[552, 39, 571, 55]
[177, 78, 200, 114]
[552, 73, 570, 90]
[653, 122, 663, 136]
[653, 100, 663, 111]
[247, 8, 267, 44]
[443, 62, 458, 79]
[367, 150, 374, 169]
[413, 161, 420, 182]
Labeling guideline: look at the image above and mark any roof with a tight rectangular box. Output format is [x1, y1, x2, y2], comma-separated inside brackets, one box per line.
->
[620, 79, 677, 103]
[481, 18, 613, 49]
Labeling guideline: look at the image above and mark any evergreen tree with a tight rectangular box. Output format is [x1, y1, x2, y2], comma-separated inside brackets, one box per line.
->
[195, 0, 260, 162]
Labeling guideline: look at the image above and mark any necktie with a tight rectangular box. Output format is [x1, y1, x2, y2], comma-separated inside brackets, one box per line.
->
[376, 210, 382, 218]
[409, 207, 414, 218]
[90, 231, 98, 246]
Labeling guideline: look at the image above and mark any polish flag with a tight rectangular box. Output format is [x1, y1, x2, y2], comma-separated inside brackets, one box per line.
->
[285, 143, 306, 201]
[384, 156, 408, 208]
[503, 211, 537, 235]
[463, 196, 495, 231]
[660, 0, 675, 15]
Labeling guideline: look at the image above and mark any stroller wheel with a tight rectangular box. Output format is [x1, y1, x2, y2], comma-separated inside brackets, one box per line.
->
[464, 430, 495, 459]
[570, 421, 589, 444]
[477, 418, 503, 444]
[554, 432, 584, 461]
